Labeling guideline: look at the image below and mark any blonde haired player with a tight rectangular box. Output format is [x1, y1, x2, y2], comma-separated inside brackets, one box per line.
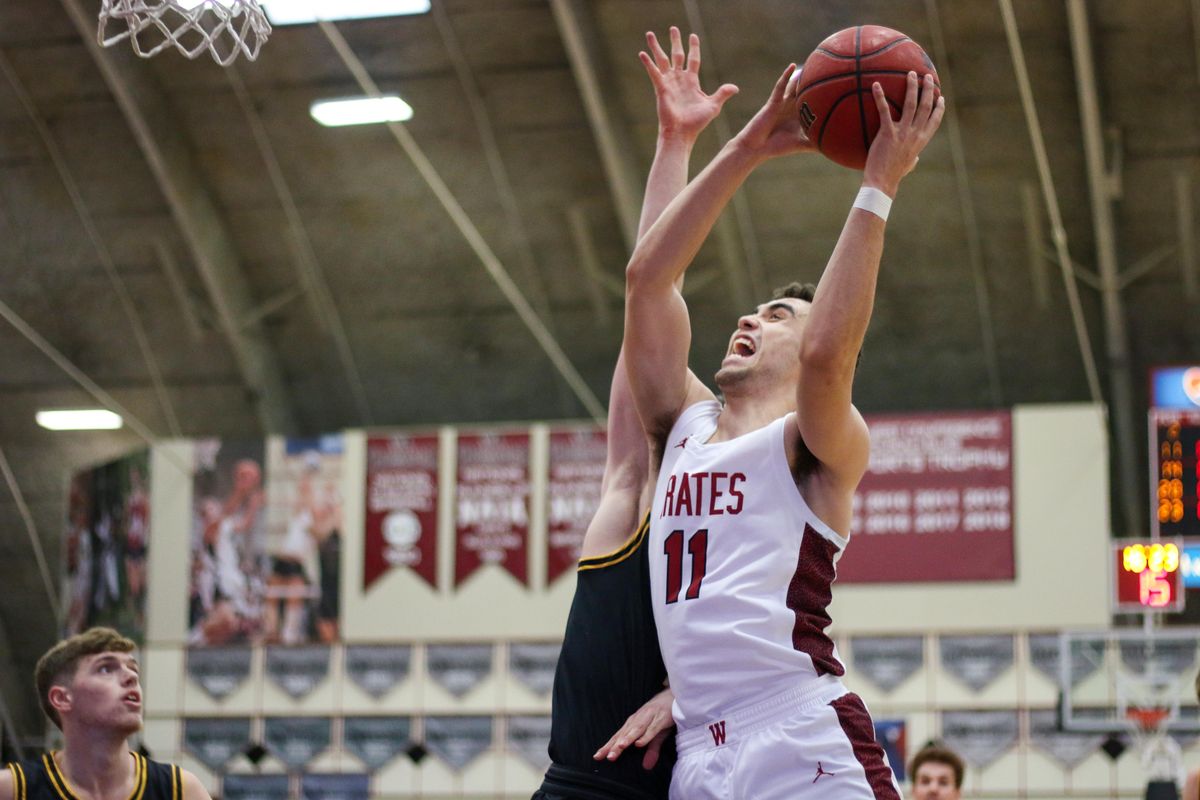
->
[614, 60, 944, 798]
[2, 627, 210, 799]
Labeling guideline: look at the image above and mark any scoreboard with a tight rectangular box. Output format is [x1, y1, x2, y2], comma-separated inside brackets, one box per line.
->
[1112, 540, 1184, 613]
[1149, 409, 1200, 538]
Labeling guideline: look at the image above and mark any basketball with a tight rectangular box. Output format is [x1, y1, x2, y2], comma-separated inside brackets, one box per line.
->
[795, 25, 940, 170]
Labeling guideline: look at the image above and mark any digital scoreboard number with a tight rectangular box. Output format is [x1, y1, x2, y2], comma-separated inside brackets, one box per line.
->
[1149, 409, 1200, 537]
[1112, 540, 1184, 613]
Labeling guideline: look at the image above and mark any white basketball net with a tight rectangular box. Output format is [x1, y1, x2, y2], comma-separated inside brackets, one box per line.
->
[98, 0, 271, 66]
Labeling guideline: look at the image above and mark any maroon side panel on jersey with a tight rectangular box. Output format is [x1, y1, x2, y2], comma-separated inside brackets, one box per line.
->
[455, 432, 531, 588]
[836, 411, 1014, 583]
[546, 427, 606, 584]
[364, 434, 439, 590]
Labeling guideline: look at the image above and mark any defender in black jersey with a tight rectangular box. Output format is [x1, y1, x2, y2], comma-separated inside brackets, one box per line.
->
[533, 27, 738, 800]
[1, 628, 210, 800]
[5, 752, 182, 800]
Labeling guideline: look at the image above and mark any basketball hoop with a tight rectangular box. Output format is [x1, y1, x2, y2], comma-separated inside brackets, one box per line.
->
[1126, 706, 1170, 734]
[98, 0, 271, 66]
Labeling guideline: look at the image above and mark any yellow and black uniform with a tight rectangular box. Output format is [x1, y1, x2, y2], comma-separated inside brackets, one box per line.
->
[533, 512, 675, 800]
[5, 752, 182, 800]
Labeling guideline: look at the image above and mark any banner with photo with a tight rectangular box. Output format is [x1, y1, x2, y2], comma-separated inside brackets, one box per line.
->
[364, 434, 439, 590]
[873, 720, 907, 783]
[455, 432, 530, 588]
[263, 436, 344, 644]
[63, 450, 150, 642]
[837, 411, 1014, 583]
[546, 427, 606, 584]
[189, 439, 267, 646]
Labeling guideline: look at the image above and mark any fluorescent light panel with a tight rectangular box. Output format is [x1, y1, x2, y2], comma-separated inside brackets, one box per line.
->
[36, 409, 123, 431]
[261, 0, 430, 25]
[311, 96, 413, 127]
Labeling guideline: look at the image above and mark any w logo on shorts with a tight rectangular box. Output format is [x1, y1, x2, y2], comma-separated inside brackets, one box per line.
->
[708, 720, 727, 746]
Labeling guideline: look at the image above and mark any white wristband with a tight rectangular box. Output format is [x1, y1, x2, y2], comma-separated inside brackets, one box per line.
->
[853, 186, 893, 221]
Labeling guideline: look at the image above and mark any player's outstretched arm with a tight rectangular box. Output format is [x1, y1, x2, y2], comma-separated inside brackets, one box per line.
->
[0, 765, 15, 800]
[625, 64, 813, 439]
[796, 72, 944, 484]
[635, 27, 737, 241]
[593, 685, 675, 769]
[181, 768, 214, 800]
[592, 28, 733, 546]
[587, 28, 736, 554]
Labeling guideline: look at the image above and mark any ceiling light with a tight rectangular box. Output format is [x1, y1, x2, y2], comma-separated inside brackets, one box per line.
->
[36, 409, 124, 431]
[310, 96, 413, 127]
[261, 0, 430, 26]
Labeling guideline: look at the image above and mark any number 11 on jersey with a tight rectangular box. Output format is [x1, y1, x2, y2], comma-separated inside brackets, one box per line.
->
[664, 528, 708, 603]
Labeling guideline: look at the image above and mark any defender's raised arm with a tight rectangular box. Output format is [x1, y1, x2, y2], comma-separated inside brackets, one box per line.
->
[624, 65, 814, 442]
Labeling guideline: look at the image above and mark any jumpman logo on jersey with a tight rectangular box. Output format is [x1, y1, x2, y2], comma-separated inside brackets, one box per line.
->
[812, 762, 836, 783]
[674, 436, 689, 449]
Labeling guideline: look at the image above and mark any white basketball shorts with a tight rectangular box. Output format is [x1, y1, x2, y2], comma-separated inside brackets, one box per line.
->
[670, 678, 902, 800]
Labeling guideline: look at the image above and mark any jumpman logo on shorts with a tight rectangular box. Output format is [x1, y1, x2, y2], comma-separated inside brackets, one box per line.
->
[812, 762, 836, 783]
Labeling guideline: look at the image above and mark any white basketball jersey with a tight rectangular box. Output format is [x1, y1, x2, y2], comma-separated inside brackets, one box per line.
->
[649, 401, 849, 729]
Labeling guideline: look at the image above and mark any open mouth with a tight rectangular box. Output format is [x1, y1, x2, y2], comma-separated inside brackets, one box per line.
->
[730, 335, 757, 358]
[123, 692, 142, 707]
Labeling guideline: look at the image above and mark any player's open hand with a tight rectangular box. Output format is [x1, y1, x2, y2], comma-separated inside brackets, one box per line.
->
[731, 63, 817, 161]
[863, 71, 945, 196]
[640, 27, 738, 142]
[593, 685, 675, 770]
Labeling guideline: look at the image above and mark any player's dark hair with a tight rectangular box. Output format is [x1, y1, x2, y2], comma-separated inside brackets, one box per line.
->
[911, 742, 965, 789]
[772, 281, 816, 303]
[772, 281, 863, 369]
[35, 627, 136, 728]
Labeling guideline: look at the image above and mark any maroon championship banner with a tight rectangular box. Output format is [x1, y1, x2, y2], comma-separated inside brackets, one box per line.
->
[364, 435, 439, 590]
[455, 432, 531, 588]
[547, 427, 607, 584]
[836, 411, 1014, 583]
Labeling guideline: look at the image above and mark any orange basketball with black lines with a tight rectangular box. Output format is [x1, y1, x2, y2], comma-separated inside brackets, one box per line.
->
[796, 25, 939, 170]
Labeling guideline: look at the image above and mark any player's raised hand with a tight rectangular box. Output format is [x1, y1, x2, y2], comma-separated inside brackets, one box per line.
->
[863, 71, 945, 196]
[731, 63, 817, 161]
[593, 685, 675, 769]
[639, 27, 738, 142]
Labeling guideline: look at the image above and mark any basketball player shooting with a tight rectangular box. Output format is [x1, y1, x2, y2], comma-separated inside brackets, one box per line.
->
[613, 65, 944, 798]
[2, 627, 211, 800]
[533, 27, 737, 800]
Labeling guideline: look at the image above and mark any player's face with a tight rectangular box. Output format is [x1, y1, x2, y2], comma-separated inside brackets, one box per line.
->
[913, 762, 960, 800]
[714, 297, 810, 390]
[64, 651, 143, 735]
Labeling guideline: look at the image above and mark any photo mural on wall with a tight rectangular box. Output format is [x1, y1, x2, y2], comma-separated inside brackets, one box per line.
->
[263, 436, 344, 644]
[188, 439, 267, 646]
[63, 449, 150, 642]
